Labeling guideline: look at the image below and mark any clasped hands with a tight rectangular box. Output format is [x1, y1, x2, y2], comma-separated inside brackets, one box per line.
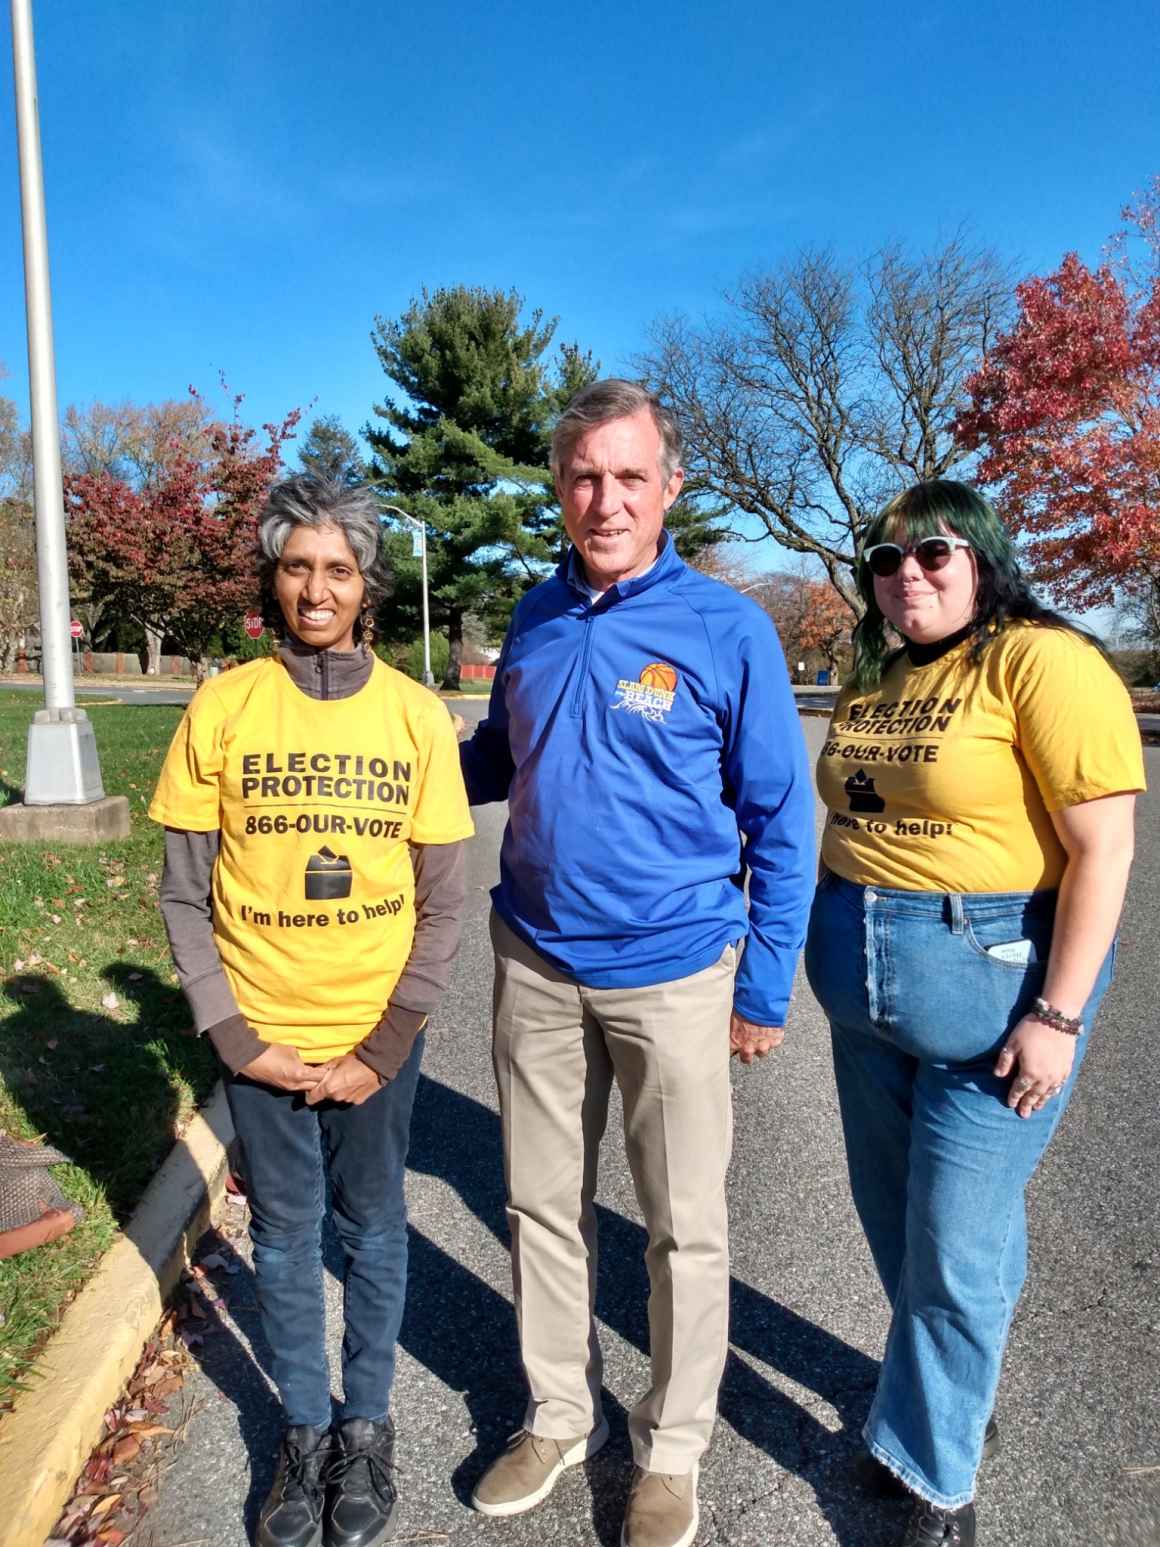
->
[238, 1044, 383, 1106]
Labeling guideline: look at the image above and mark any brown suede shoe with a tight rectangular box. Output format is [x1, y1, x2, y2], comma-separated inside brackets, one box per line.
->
[620, 1465, 699, 1547]
[471, 1420, 609, 1516]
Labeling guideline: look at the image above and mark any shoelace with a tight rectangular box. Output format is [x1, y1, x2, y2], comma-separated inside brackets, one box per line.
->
[505, 1431, 557, 1463]
[279, 1439, 327, 1503]
[325, 1442, 398, 1503]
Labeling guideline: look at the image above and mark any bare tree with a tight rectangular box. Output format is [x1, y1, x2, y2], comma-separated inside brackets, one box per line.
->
[641, 236, 1010, 611]
[687, 540, 753, 590]
[62, 398, 212, 484]
[1116, 569, 1160, 662]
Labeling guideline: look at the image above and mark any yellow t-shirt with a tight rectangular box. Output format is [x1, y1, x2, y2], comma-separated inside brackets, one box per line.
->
[817, 624, 1145, 893]
[149, 657, 474, 1058]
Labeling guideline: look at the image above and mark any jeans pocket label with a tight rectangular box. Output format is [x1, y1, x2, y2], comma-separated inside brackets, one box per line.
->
[985, 939, 1035, 965]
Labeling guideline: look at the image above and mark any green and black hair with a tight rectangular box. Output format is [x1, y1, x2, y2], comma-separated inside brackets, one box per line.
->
[849, 479, 1104, 691]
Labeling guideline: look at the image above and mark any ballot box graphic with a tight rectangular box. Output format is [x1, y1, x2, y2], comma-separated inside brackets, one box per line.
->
[305, 846, 353, 900]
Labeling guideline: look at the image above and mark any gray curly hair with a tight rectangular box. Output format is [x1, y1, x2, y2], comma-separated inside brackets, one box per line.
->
[257, 475, 390, 637]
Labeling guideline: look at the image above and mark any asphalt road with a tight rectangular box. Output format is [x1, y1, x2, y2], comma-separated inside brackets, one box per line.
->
[1, 679, 195, 707]
[143, 708, 1159, 1547]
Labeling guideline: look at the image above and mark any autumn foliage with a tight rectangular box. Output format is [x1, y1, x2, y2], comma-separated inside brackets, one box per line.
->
[764, 572, 855, 674]
[955, 180, 1160, 615]
[695, 547, 855, 674]
[66, 391, 299, 671]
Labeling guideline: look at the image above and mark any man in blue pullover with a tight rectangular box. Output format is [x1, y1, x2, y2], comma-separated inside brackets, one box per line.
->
[462, 379, 814, 1547]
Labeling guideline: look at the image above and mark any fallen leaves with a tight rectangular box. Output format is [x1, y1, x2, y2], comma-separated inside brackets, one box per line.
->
[47, 1288, 208, 1546]
[110, 1435, 140, 1466]
[47, 1227, 249, 1545]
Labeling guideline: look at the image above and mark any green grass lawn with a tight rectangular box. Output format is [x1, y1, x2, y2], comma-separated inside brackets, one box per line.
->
[0, 691, 217, 1409]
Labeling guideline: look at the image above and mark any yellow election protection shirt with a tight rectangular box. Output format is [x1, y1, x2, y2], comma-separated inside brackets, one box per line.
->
[149, 657, 474, 1059]
[817, 624, 1145, 894]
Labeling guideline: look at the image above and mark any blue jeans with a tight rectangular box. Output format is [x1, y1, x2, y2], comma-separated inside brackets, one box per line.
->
[805, 875, 1113, 1508]
[224, 1035, 424, 1429]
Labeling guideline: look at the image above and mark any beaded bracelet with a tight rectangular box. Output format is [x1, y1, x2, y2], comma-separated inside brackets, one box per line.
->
[1031, 996, 1084, 1037]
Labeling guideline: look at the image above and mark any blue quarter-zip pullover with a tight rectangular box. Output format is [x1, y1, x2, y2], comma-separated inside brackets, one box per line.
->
[461, 534, 815, 1025]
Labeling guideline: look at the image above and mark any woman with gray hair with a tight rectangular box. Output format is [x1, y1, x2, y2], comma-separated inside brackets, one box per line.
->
[150, 475, 474, 1547]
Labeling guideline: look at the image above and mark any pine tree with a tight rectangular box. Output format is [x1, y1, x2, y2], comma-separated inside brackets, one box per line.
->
[299, 415, 364, 487]
[366, 286, 594, 689]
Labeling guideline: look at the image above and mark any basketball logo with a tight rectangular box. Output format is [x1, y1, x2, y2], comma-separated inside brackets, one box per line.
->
[639, 662, 678, 693]
[612, 660, 679, 722]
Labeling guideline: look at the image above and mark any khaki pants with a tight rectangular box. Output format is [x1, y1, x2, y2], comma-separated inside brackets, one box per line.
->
[490, 910, 735, 1474]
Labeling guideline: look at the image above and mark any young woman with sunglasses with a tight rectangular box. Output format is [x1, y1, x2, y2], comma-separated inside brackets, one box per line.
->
[805, 480, 1145, 1546]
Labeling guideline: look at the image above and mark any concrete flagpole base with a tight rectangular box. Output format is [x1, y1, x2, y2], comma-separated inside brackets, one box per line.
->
[24, 710, 105, 804]
[0, 712, 131, 843]
[0, 795, 131, 844]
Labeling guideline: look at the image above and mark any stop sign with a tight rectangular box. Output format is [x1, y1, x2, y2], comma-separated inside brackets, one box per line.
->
[244, 612, 265, 640]
[70, 619, 83, 639]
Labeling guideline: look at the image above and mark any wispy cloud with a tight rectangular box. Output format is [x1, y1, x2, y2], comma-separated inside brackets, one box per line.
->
[174, 125, 310, 226]
[663, 198, 775, 239]
[328, 168, 447, 209]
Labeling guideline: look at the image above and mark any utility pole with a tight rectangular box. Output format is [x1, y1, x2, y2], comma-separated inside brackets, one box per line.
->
[0, 0, 128, 841]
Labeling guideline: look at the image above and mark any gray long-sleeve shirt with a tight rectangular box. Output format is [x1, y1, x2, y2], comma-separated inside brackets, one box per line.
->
[158, 639, 467, 1078]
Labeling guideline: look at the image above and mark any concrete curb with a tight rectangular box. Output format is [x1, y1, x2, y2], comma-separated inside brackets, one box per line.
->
[0, 1084, 234, 1547]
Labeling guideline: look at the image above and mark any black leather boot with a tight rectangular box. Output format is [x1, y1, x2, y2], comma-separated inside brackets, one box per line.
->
[324, 1417, 398, 1547]
[900, 1498, 977, 1546]
[856, 1420, 999, 1500]
[257, 1425, 330, 1547]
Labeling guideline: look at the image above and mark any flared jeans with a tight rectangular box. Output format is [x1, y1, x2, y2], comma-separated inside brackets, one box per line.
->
[805, 874, 1113, 1508]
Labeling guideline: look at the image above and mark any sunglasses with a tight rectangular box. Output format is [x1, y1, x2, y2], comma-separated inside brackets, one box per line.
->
[862, 536, 972, 578]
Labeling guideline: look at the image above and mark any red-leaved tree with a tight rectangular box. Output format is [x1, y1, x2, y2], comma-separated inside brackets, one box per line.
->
[796, 578, 856, 674]
[955, 180, 1160, 627]
[66, 390, 299, 676]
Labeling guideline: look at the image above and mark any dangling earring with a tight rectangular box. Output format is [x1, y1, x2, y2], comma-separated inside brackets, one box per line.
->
[359, 600, 376, 650]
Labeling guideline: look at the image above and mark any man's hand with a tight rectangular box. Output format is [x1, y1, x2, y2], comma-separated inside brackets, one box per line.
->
[729, 1012, 785, 1065]
[238, 1044, 329, 1093]
[304, 1052, 383, 1107]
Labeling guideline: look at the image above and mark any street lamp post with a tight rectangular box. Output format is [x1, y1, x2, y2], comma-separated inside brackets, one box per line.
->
[9, 0, 110, 808]
[381, 504, 434, 688]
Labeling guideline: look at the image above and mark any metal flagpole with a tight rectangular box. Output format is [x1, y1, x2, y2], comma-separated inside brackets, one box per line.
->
[10, 0, 105, 802]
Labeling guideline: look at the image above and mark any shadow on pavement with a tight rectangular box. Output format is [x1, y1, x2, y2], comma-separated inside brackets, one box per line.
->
[174, 1239, 283, 1536]
[169, 1066, 898, 1547]
[407, 1073, 897, 1546]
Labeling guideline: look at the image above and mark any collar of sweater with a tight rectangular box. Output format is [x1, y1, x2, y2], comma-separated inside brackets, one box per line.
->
[277, 637, 373, 700]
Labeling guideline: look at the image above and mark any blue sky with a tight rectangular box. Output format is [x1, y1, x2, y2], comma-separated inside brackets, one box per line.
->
[1, 0, 1157, 535]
